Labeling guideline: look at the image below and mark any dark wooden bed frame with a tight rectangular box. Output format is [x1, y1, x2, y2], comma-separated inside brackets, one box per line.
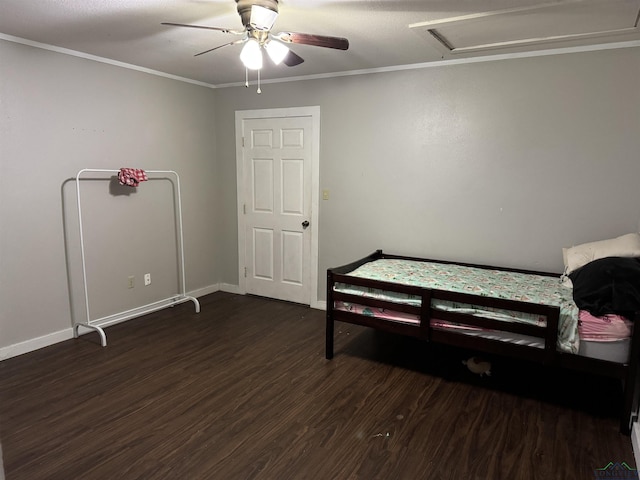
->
[325, 250, 640, 434]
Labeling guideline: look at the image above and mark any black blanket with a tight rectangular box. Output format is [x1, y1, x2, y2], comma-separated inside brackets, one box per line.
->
[569, 257, 640, 318]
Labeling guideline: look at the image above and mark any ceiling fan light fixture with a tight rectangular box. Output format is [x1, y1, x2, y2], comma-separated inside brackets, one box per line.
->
[240, 38, 263, 70]
[265, 40, 289, 65]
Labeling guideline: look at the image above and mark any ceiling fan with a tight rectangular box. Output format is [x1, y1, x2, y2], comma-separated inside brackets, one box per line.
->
[162, 0, 349, 72]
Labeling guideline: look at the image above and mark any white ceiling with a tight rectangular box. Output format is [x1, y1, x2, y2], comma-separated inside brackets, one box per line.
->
[1, 0, 639, 87]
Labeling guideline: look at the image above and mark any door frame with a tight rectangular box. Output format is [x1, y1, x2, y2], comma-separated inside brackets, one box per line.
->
[235, 106, 320, 308]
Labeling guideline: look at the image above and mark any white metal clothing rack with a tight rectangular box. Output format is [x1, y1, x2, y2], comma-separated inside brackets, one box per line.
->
[73, 168, 200, 346]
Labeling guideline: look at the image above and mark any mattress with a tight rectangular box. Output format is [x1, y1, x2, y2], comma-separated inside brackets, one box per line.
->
[578, 338, 631, 363]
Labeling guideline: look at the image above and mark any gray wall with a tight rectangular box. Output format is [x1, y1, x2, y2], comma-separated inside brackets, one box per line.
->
[0, 39, 220, 351]
[2, 36, 639, 354]
[212, 47, 640, 300]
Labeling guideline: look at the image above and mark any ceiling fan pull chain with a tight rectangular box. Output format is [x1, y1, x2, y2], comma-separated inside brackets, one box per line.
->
[245, 67, 249, 88]
[257, 69, 262, 94]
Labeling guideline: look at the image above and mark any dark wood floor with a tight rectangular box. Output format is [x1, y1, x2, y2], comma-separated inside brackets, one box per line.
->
[0, 292, 636, 480]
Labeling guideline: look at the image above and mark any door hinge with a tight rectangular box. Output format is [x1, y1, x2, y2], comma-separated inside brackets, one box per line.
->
[243, 204, 246, 214]
[242, 137, 245, 147]
[244, 267, 247, 277]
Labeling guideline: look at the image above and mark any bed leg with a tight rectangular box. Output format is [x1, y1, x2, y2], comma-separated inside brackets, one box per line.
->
[620, 372, 638, 435]
[621, 317, 640, 434]
[326, 316, 334, 359]
[326, 270, 335, 359]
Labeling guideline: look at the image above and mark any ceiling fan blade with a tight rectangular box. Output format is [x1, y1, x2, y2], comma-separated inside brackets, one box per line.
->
[282, 50, 304, 67]
[194, 39, 246, 57]
[275, 32, 349, 50]
[161, 22, 244, 35]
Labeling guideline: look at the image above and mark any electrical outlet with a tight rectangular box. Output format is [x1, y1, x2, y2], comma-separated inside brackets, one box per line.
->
[128, 276, 135, 289]
[144, 273, 151, 286]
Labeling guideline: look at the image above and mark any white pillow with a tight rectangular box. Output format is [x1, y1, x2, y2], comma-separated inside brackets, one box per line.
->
[563, 233, 640, 276]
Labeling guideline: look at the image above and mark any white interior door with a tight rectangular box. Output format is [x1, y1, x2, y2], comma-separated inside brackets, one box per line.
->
[241, 115, 313, 304]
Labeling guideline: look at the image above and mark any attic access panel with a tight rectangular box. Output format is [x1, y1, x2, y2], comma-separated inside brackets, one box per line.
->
[410, 0, 640, 56]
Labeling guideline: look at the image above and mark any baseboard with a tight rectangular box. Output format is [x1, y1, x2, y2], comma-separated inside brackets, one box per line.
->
[312, 300, 327, 311]
[185, 283, 242, 297]
[199, 280, 325, 309]
[0, 283, 224, 362]
[190, 283, 243, 296]
[219, 283, 242, 295]
[1, 286, 323, 361]
[0, 327, 74, 361]
[220, 284, 324, 308]
[188, 284, 221, 298]
[633, 422, 640, 469]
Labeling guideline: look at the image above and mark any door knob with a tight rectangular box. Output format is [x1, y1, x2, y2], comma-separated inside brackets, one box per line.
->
[302, 220, 310, 229]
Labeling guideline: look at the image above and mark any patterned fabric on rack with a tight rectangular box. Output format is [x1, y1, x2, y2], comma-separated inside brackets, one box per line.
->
[118, 168, 148, 187]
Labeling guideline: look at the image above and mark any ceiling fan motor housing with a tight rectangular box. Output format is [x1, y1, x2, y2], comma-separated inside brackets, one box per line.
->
[236, 0, 279, 29]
